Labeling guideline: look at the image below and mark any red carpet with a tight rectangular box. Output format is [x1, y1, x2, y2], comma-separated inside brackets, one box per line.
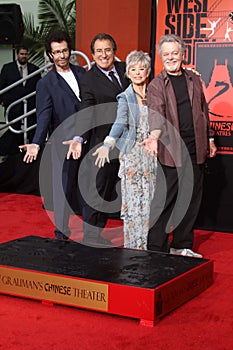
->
[0, 193, 232, 350]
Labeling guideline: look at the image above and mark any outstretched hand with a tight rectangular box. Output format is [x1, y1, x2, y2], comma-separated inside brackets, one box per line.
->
[18, 144, 39, 163]
[62, 140, 82, 160]
[92, 145, 110, 168]
[140, 138, 158, 157]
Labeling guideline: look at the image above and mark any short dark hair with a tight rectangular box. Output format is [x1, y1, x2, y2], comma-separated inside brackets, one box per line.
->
[45, 29, 72, 62]
[16, 46, 29, 54]
[90, 33, 117, 54]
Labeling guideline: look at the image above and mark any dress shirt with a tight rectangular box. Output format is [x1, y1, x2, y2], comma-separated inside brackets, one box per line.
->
[97, 65, 122, 87]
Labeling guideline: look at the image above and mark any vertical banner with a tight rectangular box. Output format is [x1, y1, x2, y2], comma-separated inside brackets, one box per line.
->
[154, 1, 233, 153]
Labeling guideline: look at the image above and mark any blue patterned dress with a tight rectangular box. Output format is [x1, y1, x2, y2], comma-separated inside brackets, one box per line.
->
[118, 105, 157, 249]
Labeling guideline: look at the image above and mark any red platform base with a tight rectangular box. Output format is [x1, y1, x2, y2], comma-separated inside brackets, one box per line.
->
[0, 236, 213, 326]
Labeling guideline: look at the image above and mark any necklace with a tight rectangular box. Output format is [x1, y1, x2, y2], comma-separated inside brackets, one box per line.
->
[133, 89, 147, 106]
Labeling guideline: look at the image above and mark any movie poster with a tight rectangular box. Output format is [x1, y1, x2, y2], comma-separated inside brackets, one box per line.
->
[155, 0, 233, 153]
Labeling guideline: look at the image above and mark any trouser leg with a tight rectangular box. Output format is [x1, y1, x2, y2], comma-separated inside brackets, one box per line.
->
[147, 162, 179, 252]
[80, 158, 120, 243]
[52, 151, 78, 239]
[171, 161, 204, 249]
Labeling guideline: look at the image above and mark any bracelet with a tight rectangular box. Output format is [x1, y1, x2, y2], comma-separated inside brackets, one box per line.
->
[73, 136, 84, 144]
[209, 138, 214, 142]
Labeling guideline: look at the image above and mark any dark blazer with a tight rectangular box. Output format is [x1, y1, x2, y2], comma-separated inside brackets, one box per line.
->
[77, 61, 130, 236]
[80, 61, 129, 106]
[32, 63, 86, 237]
[32, 63, 85, 147]
[0, 60, 41, 112]
[79, 61, 129, 142]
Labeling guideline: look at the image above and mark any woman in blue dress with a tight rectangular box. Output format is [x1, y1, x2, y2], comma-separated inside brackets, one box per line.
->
[93, 51, 157, 249]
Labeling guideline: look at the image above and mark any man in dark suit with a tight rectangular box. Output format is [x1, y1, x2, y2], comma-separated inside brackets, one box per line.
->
[67, 33, 129, 245]
[0, 46, 41, 155]
[19, 30, 85, 240]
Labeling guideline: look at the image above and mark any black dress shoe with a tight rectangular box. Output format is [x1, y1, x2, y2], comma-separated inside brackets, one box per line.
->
[56, 236, 69, 241]
[54, 229, 70, 240]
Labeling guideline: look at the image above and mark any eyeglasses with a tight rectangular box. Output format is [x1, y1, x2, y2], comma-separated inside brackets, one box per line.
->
[94, 48, 113, 55]
[51, 48, 69, 56]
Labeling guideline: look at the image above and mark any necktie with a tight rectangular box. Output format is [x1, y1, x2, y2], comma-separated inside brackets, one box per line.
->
[19, 66, 23, 78]
[109, 71, 122, 91]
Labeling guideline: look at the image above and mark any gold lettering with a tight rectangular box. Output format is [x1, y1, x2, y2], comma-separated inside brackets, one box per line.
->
[73, 288, 107, 303]
[44, 283, 71, 295]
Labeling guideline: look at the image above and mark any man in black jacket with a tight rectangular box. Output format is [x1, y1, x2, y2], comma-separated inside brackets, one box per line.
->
[19, 30, 85, 240]
[67, 33, 129, 245]
[0, 46, 41, 155]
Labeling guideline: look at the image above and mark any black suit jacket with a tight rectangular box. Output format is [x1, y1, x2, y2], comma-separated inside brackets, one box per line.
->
[0, 60, 41, 114]
[79, 61, 129, 142]
[32, 63, 85, 147]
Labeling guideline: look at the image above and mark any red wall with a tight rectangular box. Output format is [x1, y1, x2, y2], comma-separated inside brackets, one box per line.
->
[76, 0, 152, 64]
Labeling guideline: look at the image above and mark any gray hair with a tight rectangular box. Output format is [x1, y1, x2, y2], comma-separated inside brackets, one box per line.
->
[125, 50, 151, 77]
[158, 34, 186, 56]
